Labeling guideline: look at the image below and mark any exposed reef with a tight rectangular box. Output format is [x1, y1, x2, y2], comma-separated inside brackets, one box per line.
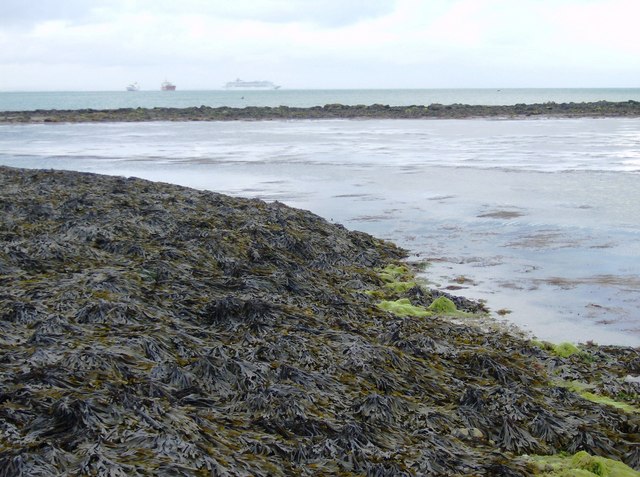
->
[0, 166, 639, 476]
[1, 100, 640, 123]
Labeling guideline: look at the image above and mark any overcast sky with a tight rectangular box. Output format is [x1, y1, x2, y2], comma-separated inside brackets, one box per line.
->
[1, 0, 638, 91]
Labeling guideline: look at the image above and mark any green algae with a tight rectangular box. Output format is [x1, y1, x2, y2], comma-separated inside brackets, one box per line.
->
[375, 266, 472, 317]
[428, 296, 457, 313]
[553, 342, 581, 358]
[525, 451, 640, 477]
[378, 264, 410, 282]
[532, 340, 583, 358]
[556, 380, 639, 414]
[384, 280, 417, 293]
[578, 390, 638, 413]
[378, 264, 416, 292]
[378, 263, 411, 281]
[377, 295, 473, 318]
[376, 264, 428, 316]
[377, 298, 431, 317]
[532, 337, 640, 414]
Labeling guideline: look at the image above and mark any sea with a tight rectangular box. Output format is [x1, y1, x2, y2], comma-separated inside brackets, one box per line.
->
[1, 88, 639, 346]
[2, 87, 640, 111]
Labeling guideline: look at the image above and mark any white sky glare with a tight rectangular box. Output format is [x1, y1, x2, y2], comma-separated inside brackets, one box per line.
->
[1, 0, 638, 90]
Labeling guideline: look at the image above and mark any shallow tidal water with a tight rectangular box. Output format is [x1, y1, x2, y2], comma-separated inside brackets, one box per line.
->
[1, 118, 639, 346]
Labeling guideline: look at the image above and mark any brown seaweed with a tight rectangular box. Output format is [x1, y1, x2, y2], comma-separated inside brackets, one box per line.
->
[0, 166, 639, 476]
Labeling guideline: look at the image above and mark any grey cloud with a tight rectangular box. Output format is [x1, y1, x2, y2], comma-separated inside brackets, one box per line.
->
[1, 0, 396, 29]
[227, 0, 397, 27]
[133, 0, 397, 27]
[0, 0, 113, 27]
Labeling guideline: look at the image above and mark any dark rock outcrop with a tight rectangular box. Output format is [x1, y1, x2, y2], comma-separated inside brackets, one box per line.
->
[2, 100, 640, 123]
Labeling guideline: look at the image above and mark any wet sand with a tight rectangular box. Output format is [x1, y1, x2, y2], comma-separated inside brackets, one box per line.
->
[1, 117, 639, 346]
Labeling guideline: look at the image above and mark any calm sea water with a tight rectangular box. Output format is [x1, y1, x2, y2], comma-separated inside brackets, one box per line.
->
[1, 88, 640, 111]
[1, 117, 639, 346]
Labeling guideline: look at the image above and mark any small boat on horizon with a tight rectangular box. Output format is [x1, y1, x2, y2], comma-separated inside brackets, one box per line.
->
[126, 82, 140, 91]
[161, 80, 176, 91]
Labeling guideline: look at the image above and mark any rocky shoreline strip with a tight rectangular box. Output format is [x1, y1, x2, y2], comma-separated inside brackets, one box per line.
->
[1, 166, 639, 476]
[1, 100, 640, 123]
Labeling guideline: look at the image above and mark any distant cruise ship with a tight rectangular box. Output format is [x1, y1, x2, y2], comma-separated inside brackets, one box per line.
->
[224, 79, 280, 90]
[126, 82, 139, 91]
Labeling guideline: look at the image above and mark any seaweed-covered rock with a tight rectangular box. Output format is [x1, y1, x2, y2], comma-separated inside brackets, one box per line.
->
[2, 100, 640, 123]
[0, 166, 638, 476]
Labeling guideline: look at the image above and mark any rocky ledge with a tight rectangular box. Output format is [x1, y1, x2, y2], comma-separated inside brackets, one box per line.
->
[0, 166, 638, 476]
[1, 100, 640, 123]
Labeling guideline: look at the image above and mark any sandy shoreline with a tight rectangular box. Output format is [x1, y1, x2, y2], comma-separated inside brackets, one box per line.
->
[2, 100, 640, 123]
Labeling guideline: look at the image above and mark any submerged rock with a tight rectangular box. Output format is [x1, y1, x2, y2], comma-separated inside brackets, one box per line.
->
[0, 166, 638, 476]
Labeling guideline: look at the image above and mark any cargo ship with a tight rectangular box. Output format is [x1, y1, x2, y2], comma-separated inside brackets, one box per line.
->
[161, 80, 176, 91]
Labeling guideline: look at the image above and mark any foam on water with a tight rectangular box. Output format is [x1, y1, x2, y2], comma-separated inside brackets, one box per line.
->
[1, 118, 639, 345]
